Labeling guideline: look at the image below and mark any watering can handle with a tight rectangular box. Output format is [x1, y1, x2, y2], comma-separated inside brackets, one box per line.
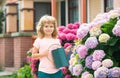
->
[48, 44, 62, 50]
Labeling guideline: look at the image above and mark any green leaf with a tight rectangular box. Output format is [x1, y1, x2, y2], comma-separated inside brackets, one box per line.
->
[101, 17, 117, 36]
[107, 37, 119, 46]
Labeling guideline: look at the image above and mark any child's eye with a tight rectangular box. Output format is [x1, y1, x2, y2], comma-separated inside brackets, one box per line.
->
[45, 26, 48, 28]
[50, 26, 54, 28]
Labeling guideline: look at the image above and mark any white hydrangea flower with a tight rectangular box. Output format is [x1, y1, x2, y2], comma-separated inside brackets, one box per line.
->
[89, 24, 102, 37]
[98, 33, 110, 43]
[102, 59, 113, 68]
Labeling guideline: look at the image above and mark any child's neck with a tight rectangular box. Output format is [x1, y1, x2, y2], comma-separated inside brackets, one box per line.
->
[44, 36, 52, 39]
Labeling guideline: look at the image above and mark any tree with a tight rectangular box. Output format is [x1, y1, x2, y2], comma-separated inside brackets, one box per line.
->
[0, 0, 5, 33]
[0, 11, 4, 33]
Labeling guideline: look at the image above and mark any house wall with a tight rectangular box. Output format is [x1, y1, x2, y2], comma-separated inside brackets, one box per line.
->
[13, 36, 32, 68]
[88, 0, 103, 22]
[0, 35, 13, 68]
[114, 0, 120, 9]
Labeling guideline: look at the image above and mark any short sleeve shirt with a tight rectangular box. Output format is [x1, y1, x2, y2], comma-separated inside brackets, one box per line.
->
[33, 37, 61, 74]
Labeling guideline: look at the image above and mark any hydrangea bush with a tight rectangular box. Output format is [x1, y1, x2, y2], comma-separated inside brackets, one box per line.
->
[69, 8, 120, 78]
[27, 48, 39, 78]
[58, 22, 80, 47]
[58, 22, 80, 78]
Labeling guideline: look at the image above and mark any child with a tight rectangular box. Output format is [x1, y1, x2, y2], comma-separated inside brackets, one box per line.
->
[32, 15, 70, 78]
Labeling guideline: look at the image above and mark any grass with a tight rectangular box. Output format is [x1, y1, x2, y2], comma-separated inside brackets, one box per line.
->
[0, 75, 12, 78]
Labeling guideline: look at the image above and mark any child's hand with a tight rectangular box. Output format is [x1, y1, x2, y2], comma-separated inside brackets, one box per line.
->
[43, 49, 49, 56]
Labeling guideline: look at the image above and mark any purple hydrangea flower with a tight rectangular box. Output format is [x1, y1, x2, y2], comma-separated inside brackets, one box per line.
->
[94, 67, 109, 78]
[108, 67, 120, 78]
[85, 55, 93, 69]
[85, 37, 98, 49]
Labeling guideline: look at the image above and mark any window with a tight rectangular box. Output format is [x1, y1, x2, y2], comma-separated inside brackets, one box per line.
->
[104, 0, 113, 12]
[68, 0, 79, 23]
[61, 1, 65, 26]
[34, 2, 51, 31]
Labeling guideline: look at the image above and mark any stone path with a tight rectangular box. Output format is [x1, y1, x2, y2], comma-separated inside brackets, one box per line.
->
[0, 71, 13, 76]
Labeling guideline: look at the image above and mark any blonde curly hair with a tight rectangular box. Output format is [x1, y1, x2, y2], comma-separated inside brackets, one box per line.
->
[36, 15, 58, 39]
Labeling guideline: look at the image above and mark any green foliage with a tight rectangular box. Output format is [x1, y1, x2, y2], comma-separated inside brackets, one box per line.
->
[0, 10, 4, 33]
[11, 72, 17, 78]
[100, 18, 120, 66]
[0, 64, 2, 71]
[13, 65, 34, 78]
[0, 75, 13, 78]
[101, 18, 117, 36]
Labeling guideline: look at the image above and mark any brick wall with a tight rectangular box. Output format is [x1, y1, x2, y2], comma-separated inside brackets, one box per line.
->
[14, 36, 32, 68]
[0, 39, 4, 67]
[4, 38, 14, 67]
[0, 37, 13, 67]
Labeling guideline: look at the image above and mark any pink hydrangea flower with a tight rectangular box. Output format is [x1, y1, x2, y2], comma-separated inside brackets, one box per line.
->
[26, 56, 32, 63]
[65, 74, 71, 78]
[112, 20, 120, 37]
[63, 28, 71, 34]
[59, 33, 66, 40]
[61, 67, 67, 75]
[34, 74, 38, 78]
[31, 66, 38, 73]
[58, 26, 65, 32]
[81, 71, 89, 78]
[92, 50, 105, 61]
[72, 24, 79, 29]
[77, 27, 89, 39]
[66, 33, 76, 41]
[64, 43, 71, 49]
[70, 29, 77, 35]
[92, 61, 102, 70]
[67, 23, 73, 29]
[73, 64, 83, 76]
[76, 45, 88, 59]
[74, 22, 80, 28]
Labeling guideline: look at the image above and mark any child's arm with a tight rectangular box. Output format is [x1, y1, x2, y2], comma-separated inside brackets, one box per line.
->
[32, 47, 49, 59]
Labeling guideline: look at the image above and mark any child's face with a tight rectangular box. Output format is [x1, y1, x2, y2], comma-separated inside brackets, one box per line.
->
[43, 23, 54, 37]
